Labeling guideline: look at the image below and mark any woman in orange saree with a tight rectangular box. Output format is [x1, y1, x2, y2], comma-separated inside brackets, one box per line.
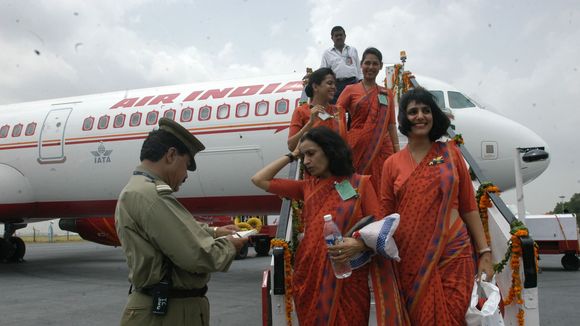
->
[380, 87, 494, 325]
[287, 67, 347, 151]
[252, 127, 408, 326]
[337, 47, 399, 190]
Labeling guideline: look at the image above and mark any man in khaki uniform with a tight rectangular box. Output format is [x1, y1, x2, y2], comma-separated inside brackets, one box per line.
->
[115, 118, 247, 326]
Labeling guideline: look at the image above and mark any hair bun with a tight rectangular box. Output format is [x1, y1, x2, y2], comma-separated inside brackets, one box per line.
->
[305, 84, 313, 98]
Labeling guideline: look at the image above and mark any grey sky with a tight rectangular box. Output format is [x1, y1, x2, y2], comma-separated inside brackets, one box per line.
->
[0, 0, 578, 213]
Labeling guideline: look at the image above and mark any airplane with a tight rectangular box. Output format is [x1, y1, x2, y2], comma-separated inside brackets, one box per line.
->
[0, 73, 550, 261]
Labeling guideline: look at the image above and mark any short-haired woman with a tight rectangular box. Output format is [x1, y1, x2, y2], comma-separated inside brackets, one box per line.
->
[380, 87, 494, 325]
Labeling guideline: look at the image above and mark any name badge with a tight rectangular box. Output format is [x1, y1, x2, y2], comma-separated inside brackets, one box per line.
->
[318, 111, 331, 121]
[378, 93, 388, 106]
[334, 180, 357, 201]
[345, 57, 353, 66]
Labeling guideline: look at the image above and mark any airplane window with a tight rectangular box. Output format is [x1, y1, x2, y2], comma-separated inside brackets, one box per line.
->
[429, 91, 445, 109]
[25, 123, 36, 136]
[113, 114, 126, 128]
[181, 107, 193, 122]
[275, 99, 289, 115]
[217, 104, 230, 119]
[448, 91, 476, 109]
[12, 124, 23, 137]
[164, 109, 176, 120]
[236, 103, 249, 117]
[199, 106, 211, 121]
[146, 111, 159, 125]
[82, 117, 94, 131]
[98, 116, 110, 129]
[129, 112, 142, 127]
[0, 125, 9, 138]
[256, 101, 268, 116]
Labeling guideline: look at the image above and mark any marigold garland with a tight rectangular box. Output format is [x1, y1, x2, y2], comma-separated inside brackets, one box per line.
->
[493, 220, 539, 326]
[476, 183, 539, 325]
[270, 238, 293, 326]
[388, 63, 414, 101]
[246, 216, 263, 232]
[235, 221, 252, 231]
[476, 182, 500, 245]
[452, 133, 464, 146]
[290, 200, 304, 258]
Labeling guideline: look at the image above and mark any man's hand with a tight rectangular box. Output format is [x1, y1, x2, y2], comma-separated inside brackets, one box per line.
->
[227, 236, 249, 253]
[215, 224, 239, 238]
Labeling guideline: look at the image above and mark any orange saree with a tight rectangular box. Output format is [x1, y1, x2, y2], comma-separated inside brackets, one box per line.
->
[380, 142, 477, 325]
[269, 174, 408, 325]
[337, 83, 396, 191]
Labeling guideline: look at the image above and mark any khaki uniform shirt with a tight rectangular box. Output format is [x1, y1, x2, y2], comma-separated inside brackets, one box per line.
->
[115, 165, 236, 290]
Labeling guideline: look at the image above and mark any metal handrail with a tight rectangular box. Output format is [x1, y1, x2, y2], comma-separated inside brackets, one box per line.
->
[446, 128, 517, 225]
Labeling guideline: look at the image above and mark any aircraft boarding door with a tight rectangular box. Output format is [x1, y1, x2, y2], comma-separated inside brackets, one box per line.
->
[38, 108, 73, 163]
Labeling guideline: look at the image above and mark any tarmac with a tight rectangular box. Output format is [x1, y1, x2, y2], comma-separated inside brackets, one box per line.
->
[0, 241, 578, 325]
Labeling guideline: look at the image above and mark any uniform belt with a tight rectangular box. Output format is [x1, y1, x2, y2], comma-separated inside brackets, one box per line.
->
[136, 285, 208, 298]
[336, 76, 357, 82]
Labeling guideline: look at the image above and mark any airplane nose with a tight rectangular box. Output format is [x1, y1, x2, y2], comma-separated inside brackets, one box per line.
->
[519, 131, 550, 185]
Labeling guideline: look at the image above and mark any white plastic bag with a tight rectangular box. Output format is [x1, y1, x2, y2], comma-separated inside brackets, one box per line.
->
[357, 213, 400, 261]
[465, 276, 505, 326]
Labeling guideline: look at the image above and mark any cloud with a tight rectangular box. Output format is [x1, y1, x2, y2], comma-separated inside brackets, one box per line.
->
[0, 0, 577, 213]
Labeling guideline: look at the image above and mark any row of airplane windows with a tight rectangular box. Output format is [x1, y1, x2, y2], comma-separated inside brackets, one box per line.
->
[0, 98, 298, 139]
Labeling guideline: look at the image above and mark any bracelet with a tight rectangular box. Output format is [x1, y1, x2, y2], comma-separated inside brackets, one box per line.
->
[285, 153, 296, 162]
[212, 226, 218, 238]
[478, 247, 492, 256]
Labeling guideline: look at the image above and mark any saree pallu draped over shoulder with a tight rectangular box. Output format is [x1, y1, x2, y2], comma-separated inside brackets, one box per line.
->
[292, 174, 369, 326]
[395, 142, 475, 325]
[295, 174, 409, 326]
[342, 84, 396, 190]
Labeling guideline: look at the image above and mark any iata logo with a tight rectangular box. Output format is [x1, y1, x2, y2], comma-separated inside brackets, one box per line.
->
[91, 142, 113, 164]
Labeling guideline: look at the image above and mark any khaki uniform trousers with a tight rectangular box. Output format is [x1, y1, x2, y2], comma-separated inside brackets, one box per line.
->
[120, 291, 209, 326]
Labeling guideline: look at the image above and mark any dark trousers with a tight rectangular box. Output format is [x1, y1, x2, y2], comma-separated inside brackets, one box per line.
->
[332, 77, 358, 104]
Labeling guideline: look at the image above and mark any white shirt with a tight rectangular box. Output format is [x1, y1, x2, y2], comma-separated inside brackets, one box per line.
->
[320, 45, 362, 80]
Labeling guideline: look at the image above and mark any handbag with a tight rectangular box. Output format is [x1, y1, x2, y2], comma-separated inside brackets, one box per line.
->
[465, 276, 505, 326]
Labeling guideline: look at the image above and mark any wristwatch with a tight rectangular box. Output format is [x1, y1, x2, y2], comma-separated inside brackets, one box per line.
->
[285, 153, 296, 162]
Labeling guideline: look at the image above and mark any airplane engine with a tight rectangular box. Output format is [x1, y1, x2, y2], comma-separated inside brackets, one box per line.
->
[59, 217, 120, 247]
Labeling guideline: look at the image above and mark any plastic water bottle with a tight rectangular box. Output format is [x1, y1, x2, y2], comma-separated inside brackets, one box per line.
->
[323, 214, 352, 279]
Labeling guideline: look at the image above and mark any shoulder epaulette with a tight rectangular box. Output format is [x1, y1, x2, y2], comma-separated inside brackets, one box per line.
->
[155, 182, 173, 195]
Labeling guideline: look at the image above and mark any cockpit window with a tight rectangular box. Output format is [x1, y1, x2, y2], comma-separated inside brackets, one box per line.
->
[448, 91, 476, 109]
[429, 91, 445, 109]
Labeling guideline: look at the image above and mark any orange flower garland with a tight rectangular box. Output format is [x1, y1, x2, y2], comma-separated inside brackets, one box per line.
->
[476, 182, 500, 245]
[270, 238, 293, 326]
[493, 220, 539, 326]
[476, 183, 540, 325]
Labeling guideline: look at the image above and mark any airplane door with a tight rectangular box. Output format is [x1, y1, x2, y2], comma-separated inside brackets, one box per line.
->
[38, 108, 73, 163]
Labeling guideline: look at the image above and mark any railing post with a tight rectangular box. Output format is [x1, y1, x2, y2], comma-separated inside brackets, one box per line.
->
[514, 148, 527, 224]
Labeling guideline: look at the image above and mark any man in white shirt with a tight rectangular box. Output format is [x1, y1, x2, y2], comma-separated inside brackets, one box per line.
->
[320, 26, 362, 104]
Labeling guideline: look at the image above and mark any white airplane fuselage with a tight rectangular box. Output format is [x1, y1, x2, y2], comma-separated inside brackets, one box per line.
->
[0, 73, 549, 225]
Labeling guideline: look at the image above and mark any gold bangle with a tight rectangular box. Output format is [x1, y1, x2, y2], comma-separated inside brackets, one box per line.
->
[212, 227, 218, 238]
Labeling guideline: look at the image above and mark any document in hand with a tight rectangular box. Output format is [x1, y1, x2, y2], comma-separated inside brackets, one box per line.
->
[233, 229, 258, 238]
